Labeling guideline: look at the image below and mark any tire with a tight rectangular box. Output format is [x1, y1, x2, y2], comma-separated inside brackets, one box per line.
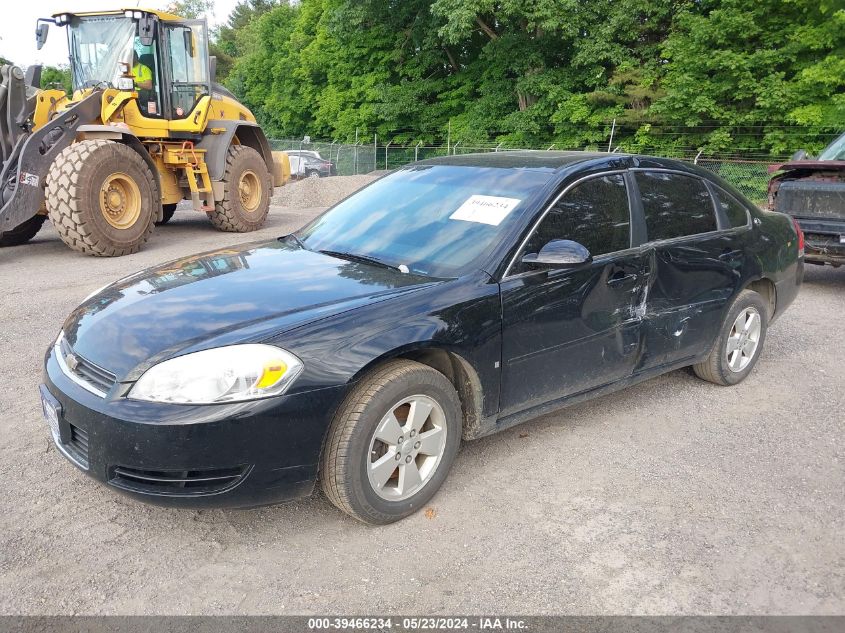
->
[693, 289, 769, 386]
[321, 360, 462, 524]
[155, 203, 177, 226]
[46, 140, 156, 257]
[0, 214, 47, 247]
[207, 145, 271, 232]
[305, 169, 320, 178]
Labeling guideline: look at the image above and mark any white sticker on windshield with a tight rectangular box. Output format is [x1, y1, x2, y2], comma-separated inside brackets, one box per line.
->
[449, 195, 521, 226]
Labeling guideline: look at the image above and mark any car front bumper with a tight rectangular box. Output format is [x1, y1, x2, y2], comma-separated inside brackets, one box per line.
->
[42, 346, 349, 509]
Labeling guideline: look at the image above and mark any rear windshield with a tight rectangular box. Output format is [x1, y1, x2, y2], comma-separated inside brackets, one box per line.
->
[297, 165, 553, 277]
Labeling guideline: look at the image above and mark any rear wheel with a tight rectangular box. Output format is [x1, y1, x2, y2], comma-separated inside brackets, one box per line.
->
[693, 290, 768, 386]
[321, 360, 462, 524]
[0, 214, 47, 247]
[155, 203, 178, 226]
[46, 140, 156, 256]
[207, 145, 271, 232]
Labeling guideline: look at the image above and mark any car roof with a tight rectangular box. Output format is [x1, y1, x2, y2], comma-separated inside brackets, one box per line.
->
[415, 150, 612, 171]
[414, 150, 719, 180]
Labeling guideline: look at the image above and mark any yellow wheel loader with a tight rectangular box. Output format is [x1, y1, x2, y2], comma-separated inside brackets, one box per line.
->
[0, 8, 289, 256]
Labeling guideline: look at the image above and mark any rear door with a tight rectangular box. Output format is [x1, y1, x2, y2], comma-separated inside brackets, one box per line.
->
[499, 172, 649, 417]
[632, 170, 744, 369]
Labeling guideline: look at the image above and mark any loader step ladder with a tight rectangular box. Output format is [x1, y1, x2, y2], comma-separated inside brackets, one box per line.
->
[166, 141, 214, 212]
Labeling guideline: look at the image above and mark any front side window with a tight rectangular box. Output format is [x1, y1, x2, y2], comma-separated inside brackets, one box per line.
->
[132, 40, 161, 117]
[636, 172, 716, 241]
[514, 174, 631, 273]
[165, 22, 209, 118]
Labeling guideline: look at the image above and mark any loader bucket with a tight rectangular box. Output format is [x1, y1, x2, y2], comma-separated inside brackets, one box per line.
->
[0, 68, 101, 234]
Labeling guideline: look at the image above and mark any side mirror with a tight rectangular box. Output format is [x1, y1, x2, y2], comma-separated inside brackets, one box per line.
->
[35, 23, 49, 50]
[138, 13, 156, 47]
[791, 149, 809, 161]
[522, 239, 592, 268]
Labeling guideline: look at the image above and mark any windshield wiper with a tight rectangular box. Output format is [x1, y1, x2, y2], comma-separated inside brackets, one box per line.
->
[280, 233, 307, 250]
[318, 250, 404, 272]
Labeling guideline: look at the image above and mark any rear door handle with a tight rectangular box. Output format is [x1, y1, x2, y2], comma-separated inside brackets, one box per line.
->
[607, 272, 637, 287]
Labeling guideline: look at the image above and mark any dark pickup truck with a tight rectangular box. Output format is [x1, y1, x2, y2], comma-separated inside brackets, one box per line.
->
[769, 132, 845, 267]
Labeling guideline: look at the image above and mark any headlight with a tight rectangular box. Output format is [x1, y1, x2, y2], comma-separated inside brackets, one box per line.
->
[129, 344, 303, 404]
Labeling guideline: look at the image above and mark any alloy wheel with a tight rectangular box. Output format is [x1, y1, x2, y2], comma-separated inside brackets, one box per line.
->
[726, 307, 761, 372]
[366, 394, 448, 501]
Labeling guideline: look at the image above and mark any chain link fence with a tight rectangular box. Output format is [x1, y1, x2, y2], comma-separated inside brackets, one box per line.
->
[270, 138, 774, 206]
[695, 159, 772, 207]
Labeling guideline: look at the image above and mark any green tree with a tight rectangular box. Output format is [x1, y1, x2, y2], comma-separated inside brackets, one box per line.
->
[214, 0, 278, 80]
[218, 0, 843, 157]
[163, 0, 214, 19]
[654, 0, 845, 155]
[41, 65, 72, 95]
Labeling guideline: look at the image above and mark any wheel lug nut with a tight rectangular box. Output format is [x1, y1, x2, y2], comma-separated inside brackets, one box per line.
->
[397, 436, 404, 443]
[410, 430, 416, 437]
[405, 455, 412, 463]
[395, 453, 401, 461]
[414, 441, 420, 449]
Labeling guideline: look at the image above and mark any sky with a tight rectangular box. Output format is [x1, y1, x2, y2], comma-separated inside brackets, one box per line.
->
[0, 1, 240, 67]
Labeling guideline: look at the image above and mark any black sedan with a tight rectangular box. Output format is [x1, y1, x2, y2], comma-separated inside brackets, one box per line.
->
[41, 151, 803, 524]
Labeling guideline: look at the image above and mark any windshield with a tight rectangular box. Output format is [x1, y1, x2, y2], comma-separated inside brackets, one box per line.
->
[68, 16, 136, 89]
[818, 133, 845, 161]
[297, 165, 553, 277]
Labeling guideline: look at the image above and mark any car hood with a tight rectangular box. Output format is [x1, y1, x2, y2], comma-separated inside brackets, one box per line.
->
[61, 240, 435, 380]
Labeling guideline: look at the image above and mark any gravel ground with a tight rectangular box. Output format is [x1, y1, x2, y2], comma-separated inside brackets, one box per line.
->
[0, 178, 842, 615]
[271, 174, 379, 208]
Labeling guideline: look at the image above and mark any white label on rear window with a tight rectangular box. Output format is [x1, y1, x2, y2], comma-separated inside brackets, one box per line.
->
[450, 195, 521, 226]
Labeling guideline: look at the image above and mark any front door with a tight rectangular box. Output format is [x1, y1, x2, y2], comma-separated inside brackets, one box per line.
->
[499, 172, 648, 417]
[162, 20, 211, 119]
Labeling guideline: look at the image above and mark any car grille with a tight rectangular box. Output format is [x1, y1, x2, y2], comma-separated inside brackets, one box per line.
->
[63, 423, 90, 468]
[57, 335, 116, 396]
[108, 465, 250, 497]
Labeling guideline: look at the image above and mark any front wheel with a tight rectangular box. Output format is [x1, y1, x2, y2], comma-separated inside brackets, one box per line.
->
[207, 145, 272, 232]
[46, 140, 156, 256]
[321, 360, 462, 524]
[693, 290, 769, 386]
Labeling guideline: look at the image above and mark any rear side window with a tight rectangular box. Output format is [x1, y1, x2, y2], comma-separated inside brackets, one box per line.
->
[713, 187, 750, 228]
[519, 173, 630, 269]
[635, 172, 717, 241]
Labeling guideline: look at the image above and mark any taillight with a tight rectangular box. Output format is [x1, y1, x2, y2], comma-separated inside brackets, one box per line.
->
[792, 217, 804, 257]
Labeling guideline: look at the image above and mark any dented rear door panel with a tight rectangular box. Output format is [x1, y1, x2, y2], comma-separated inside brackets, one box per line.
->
[637, 233, 743, 370]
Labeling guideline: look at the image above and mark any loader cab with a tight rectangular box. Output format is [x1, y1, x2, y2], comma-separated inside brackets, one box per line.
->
[51, 9, 211, 121]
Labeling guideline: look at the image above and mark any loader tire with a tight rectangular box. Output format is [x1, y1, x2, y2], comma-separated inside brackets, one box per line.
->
[46, 140, 156, 257]
[207, 145, 271, 232]
[0, 214, 47, 247]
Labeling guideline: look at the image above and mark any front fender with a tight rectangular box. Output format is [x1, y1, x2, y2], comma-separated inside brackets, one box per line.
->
[269, 275, 503, 424]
